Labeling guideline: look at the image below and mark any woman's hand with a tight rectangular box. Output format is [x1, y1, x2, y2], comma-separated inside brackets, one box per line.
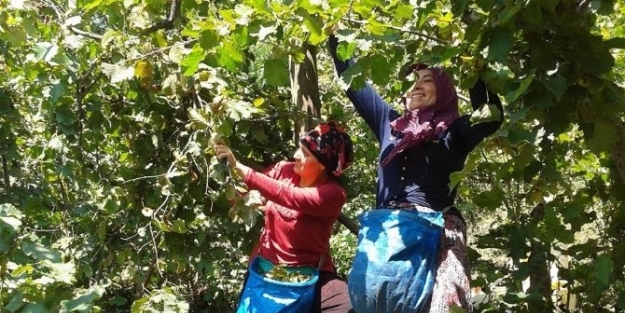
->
[212, 139, 237, 167]
[212, 138, 250, 178]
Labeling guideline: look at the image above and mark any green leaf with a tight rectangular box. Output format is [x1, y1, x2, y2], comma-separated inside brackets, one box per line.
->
[594, 255, 613, 293]
[368, 54, 394, 86]
[486, 27, 513, 63]
[364, 17, 387, 36]
[497, 4, 521, 25]
[181, 46, 206, 76]
[524, 1, 544, 26]
[393, 2, 414, 19]
[131, 297, 148, 313]
[587, 119, 616, 153]
[250, 125, 269, 143]
[474, 187, 503, 208]
[5, 292, 24, 312]
[583, 43, 615, 76]
[188, 107, 210, 128]
[506, 71, 535, 103]
[336, 41, 356, 62]
[247, 0, 272, 14]
[22, 241, 62, 262]
[540, 0, 559, 12]
[199, 29, 219, 50]
[5, 26, 27, 47]
[542, 73, 567, 100]
[20, 304, 46, 313]
[59, 286, 105, 313]
[171, 220, 188, 233]
[217, 41, 244, 72]
[231, 26, 249, 50]
[55, 105, 77, 126]
[263, 58, 289, 87]
[100, 29, 120, 48]
[451, 0, 469, 18]
[44, 260, 76, 284]
[49, 82, 66, 104]
[503, 291, 527, 304]
[244, 190, 264, 207]
[0, 203, 23, 232]
[301, 11, 324, 45]
[470, 104, 502, 124]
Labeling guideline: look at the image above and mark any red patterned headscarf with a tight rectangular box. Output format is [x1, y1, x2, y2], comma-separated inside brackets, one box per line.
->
[380, 63, 460, 166]
[299, 121, 354, 177]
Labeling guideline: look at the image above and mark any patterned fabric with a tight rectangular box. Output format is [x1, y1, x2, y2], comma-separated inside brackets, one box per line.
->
[381, 64, 460, 166]
[300, 121, 354, 177]
[428, 214, 472, 313]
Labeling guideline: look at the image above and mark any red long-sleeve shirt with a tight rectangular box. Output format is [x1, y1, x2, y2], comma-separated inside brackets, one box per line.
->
[244, 161, 346, 273]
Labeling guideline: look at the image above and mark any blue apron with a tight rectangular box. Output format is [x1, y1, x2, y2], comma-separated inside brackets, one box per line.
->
[348, 209, 444, 313]
[236, 256, 319, 313]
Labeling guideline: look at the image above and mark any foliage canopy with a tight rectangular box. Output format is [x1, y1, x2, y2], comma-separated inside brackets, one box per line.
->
[1, 0, 625, 312]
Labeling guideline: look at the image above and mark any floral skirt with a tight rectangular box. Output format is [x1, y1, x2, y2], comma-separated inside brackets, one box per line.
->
[428, 214, 472, 313]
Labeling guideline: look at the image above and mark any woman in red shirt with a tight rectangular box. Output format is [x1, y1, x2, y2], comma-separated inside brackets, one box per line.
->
[214, 120, 355, 313]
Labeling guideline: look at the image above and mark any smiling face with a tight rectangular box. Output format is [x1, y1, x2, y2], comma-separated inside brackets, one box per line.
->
[404, 69, 437, 111]
[293, 143, 326, 181]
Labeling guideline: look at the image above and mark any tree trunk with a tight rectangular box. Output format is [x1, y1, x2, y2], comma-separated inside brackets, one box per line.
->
[289, 42, 358, 235]
[527, 203, 554, 312]
[612, 120, 625, 189]
[289, 42, 321, 138]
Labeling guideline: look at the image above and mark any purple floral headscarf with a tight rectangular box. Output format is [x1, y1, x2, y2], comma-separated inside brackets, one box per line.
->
[381, 63, 460, 166]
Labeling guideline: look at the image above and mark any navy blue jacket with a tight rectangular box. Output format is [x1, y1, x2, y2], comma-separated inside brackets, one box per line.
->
[329, 36, 503, 212]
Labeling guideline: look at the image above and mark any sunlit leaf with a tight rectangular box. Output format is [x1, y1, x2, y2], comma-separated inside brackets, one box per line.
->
[59, 286, 106, 313]
[101, 62, 135, 83]
[22, 241, 62, 262]
[44, 261, 76, 284]
[181, 46, 206, 76]
[32, 42, 59, 63]
[134, 60, 154, 79]
[217, 41, 245, 72]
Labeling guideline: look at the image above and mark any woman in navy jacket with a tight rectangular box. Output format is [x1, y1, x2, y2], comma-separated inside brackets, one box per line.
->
[328, 34, 503, 313]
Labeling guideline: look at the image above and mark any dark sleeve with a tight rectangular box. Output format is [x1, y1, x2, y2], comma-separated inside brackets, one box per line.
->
[328, 35, 393, 142]
[458, 78, 504, 151]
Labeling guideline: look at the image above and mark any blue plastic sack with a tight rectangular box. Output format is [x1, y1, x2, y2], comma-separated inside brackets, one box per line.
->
[348, 209, 444, 313]
[236, 256, 319, 313]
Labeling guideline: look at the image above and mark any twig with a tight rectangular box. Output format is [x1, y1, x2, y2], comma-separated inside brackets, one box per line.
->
[41, 0, 103, 40]
[69, 26, 103, 40]
[123, 174, 167, 183]
[126, 39, 197, 62]
[342, 17, 449, 45]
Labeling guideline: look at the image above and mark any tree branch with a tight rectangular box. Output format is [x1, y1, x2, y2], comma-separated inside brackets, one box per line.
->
[1, 156, 9, 195]
[141, 0, 182, 35]
[338, 212, 359, 235]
